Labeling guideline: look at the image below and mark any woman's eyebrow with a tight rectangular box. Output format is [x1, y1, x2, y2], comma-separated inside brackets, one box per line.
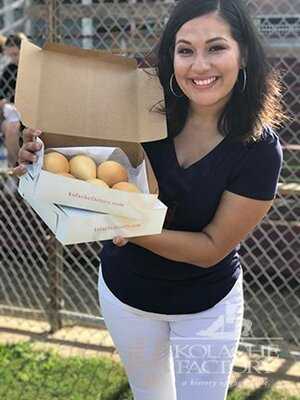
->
[206, 37, 228, 44]
[175, 37, 228, 45]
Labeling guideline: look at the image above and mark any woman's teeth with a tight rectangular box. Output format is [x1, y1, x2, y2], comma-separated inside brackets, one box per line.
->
[192, 77, 217, 86]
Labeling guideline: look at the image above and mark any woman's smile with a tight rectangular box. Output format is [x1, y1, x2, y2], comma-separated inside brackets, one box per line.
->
[190, 76, 219, 88]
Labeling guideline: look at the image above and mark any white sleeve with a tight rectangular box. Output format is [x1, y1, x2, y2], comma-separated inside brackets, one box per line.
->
[3, 104, 21, 123]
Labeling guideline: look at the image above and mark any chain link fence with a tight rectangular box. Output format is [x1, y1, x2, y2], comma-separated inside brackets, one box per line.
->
[0, 0, 299, 397]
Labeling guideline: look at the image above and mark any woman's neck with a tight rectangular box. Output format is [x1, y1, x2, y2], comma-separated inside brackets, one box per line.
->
[185, 99, 226, 135]
[183, 109, 221, 141]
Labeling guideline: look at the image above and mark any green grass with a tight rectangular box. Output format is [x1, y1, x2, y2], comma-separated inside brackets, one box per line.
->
[0, 342, 129, 400]
[0, 342, 299, 400]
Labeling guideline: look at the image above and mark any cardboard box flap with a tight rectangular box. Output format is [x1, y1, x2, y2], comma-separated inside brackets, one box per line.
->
[143, 148, 159, 194]
[15, 41, 42, 128]
[44, 42, 137, 68]
[137, 68, 166, 142]
[15, 40, 167, 143]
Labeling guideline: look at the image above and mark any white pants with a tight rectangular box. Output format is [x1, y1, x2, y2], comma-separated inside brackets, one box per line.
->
[98, 266, 244, 400]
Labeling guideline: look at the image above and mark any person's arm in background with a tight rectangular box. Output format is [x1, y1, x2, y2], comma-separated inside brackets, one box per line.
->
[2, 103, 21, 167]
[2, 120, 20, 166]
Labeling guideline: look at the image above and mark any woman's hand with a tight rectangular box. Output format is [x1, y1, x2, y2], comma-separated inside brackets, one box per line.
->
[113, 236, 129, 247]
[12, 128, 43, 176]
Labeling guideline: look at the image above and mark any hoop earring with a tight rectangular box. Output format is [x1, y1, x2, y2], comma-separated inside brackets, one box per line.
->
[240, 68, 247, 92]
[169, 73, 184, 98]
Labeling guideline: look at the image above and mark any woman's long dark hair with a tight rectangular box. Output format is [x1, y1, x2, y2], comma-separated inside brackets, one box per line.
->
[152, 0, 286, 142]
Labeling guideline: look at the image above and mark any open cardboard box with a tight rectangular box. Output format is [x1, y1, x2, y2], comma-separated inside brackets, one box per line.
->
[18, 140, 167, 221]
[19, 175, 166, 245]
[15, 40, 168, 226]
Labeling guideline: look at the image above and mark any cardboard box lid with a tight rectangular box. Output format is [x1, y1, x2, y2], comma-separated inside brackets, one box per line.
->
[15, 40, 167, 143]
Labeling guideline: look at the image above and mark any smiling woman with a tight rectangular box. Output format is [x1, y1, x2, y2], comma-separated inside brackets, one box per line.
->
[97, 1, 285, 398]
[15, 1, 287, 399]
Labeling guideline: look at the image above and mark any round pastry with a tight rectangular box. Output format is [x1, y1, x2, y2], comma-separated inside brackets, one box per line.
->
[43, 152, 69, 174]
[112, 181, 140, 193]
[87, 178, 109, 188]
[69, 154, 97, 180]
[97, 160, 128, 187]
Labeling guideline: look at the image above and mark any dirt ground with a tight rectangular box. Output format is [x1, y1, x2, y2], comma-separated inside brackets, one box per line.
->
[0, 315, 299, 397]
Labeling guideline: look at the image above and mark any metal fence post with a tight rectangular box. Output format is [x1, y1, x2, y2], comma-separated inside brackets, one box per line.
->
[47, 0, 60, 43]
[82, 0, 93, 49]
[46, 234, 63, 333]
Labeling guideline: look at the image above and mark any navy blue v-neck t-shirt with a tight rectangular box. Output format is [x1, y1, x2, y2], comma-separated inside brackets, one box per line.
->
[100, 127, 283, 314]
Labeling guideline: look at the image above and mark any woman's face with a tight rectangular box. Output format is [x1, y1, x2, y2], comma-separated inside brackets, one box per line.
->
[173, 12, 244, 114]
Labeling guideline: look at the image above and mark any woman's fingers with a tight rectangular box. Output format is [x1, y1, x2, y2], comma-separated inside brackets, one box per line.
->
[23, 128, 42, 144]
[10, 147, 39, 177]
[113, 236, 129, 246]
[17, 129, 42, 164]
[10, 163, 28, 177]
[10, 130, 43, 177]
[23, 140, 42, 154]
[19, 148, 38, 164]
[5, 128, 42, 177]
